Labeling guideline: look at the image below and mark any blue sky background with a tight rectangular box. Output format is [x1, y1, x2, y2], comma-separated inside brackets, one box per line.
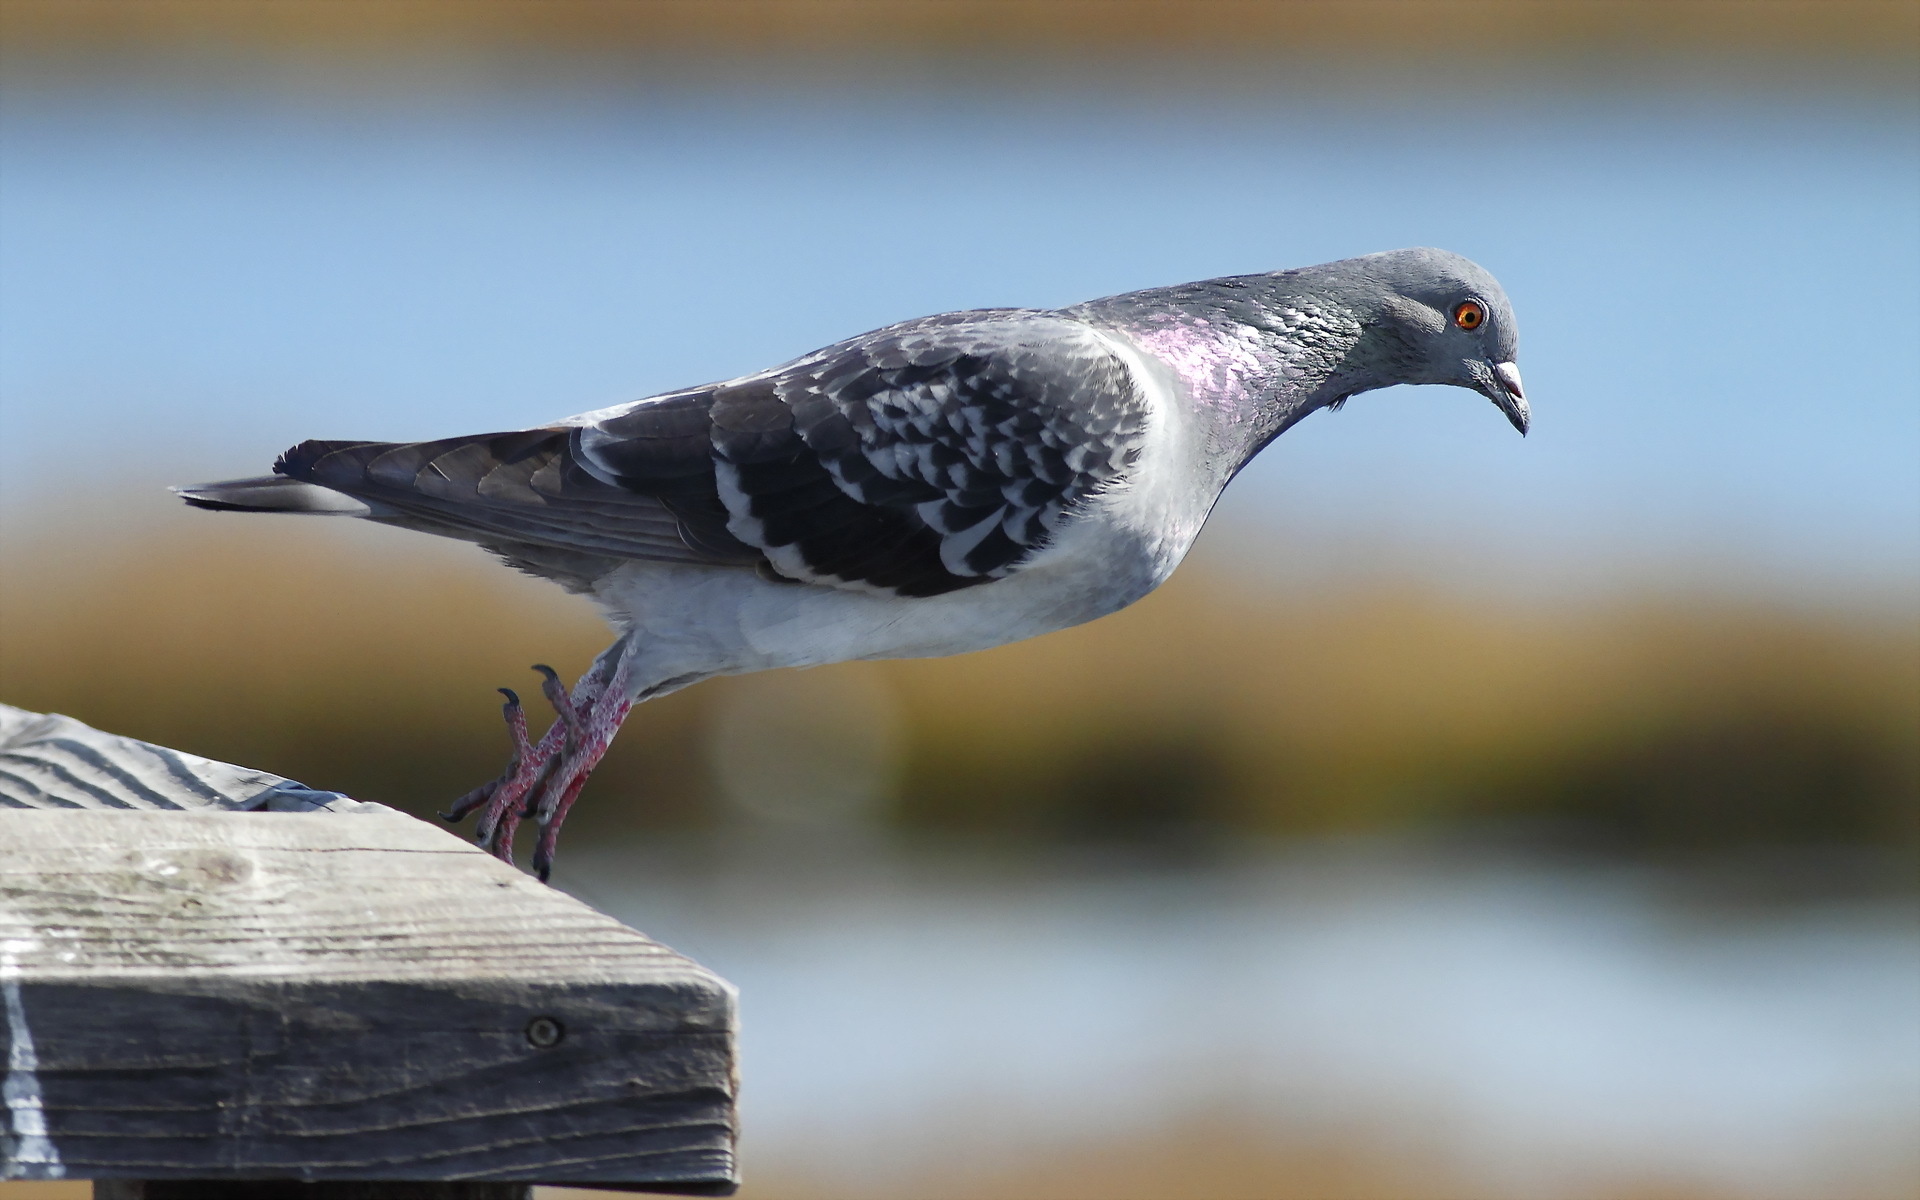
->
[2, 66, 1915, 603]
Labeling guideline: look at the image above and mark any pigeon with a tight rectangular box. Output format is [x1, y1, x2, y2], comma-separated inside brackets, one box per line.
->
[177, 247, 1527, 880]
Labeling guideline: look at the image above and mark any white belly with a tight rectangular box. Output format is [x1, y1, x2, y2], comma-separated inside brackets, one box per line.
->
[590, 503, 1178, 691]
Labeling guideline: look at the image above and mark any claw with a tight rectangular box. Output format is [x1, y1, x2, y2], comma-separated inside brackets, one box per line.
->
[500, 688, 532, 756]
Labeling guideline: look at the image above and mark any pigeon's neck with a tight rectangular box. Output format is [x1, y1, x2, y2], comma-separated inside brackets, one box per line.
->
[1069, 278, 1372, 476]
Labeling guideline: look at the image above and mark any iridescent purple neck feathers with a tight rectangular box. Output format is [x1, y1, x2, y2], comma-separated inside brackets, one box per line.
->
[1069, 279, 1366, 470]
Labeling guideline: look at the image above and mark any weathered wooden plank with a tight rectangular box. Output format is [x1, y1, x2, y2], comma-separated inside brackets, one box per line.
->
[0, 704, 365, 814]
[0, 809, 738, 1191]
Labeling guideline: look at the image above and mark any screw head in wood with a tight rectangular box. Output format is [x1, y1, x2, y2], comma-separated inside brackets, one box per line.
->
[525, 1016, 565, 1048]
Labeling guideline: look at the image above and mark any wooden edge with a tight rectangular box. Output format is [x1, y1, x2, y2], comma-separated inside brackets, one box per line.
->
[1, 809, 738, 1189]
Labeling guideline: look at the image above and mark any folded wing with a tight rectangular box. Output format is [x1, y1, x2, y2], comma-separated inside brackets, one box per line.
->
[273, 310, 1150, 598]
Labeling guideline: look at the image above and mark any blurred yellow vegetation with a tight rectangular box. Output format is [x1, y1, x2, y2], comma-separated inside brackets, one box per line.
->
[887, 565, 1919, 852]
[1, 0, 1913, 63]
[2, 518, 1912, 857]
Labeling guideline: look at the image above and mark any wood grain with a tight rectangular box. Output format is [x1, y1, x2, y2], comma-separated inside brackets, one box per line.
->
[0, 704, 366, 815]
[0, 809, 736, 1192]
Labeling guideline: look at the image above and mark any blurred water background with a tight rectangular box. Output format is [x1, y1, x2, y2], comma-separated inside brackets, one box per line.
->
[1, 3, 1917, 1198]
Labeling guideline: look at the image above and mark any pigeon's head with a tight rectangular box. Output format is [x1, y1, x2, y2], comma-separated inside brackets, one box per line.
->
[1332, 247, 1528, 435]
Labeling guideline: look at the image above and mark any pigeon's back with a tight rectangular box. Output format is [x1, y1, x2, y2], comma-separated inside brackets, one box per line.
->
[180, 307, 1155, 599]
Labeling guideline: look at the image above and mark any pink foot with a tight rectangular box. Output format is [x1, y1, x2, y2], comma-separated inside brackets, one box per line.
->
[443, 642, 634, 878]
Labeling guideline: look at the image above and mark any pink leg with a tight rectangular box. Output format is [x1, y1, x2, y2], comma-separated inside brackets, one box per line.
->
[529, 685, 635, 881]
[444, 638, 632, 872]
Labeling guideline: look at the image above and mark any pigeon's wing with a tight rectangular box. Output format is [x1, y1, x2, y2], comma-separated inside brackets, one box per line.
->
[275, 310, 1151, 598]
[575, 310, 1152, 597]
[275, 395, 760, 570]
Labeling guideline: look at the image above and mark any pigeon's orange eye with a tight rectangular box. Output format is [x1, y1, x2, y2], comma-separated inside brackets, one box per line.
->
[1453, 300, 1486, 330]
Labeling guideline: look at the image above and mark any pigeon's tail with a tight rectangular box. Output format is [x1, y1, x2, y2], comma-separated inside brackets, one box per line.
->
[181, 433, 760, 572]
[172, 475, 373, 516]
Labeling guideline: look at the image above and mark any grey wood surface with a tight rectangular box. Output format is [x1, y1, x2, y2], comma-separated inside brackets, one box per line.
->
[0, 703, 368, 814]
[0, 708, 738, 1194]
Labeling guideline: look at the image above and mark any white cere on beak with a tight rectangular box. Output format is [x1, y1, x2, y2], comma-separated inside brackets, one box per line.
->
[1493, 361, 1525, 401]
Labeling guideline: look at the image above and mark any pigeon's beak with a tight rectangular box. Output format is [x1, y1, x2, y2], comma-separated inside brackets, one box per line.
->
[1482, 360, 1529, 436]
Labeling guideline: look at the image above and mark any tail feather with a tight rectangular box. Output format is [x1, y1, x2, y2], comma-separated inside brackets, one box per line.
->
[178, 429, 759, 571]
[172, 476, 373, 516]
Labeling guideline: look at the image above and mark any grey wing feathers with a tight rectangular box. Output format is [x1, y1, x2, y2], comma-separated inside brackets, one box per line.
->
[276, 422, 759, 568]
[578, 311, 1151, 596]
[251, 310, 1149, 598]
